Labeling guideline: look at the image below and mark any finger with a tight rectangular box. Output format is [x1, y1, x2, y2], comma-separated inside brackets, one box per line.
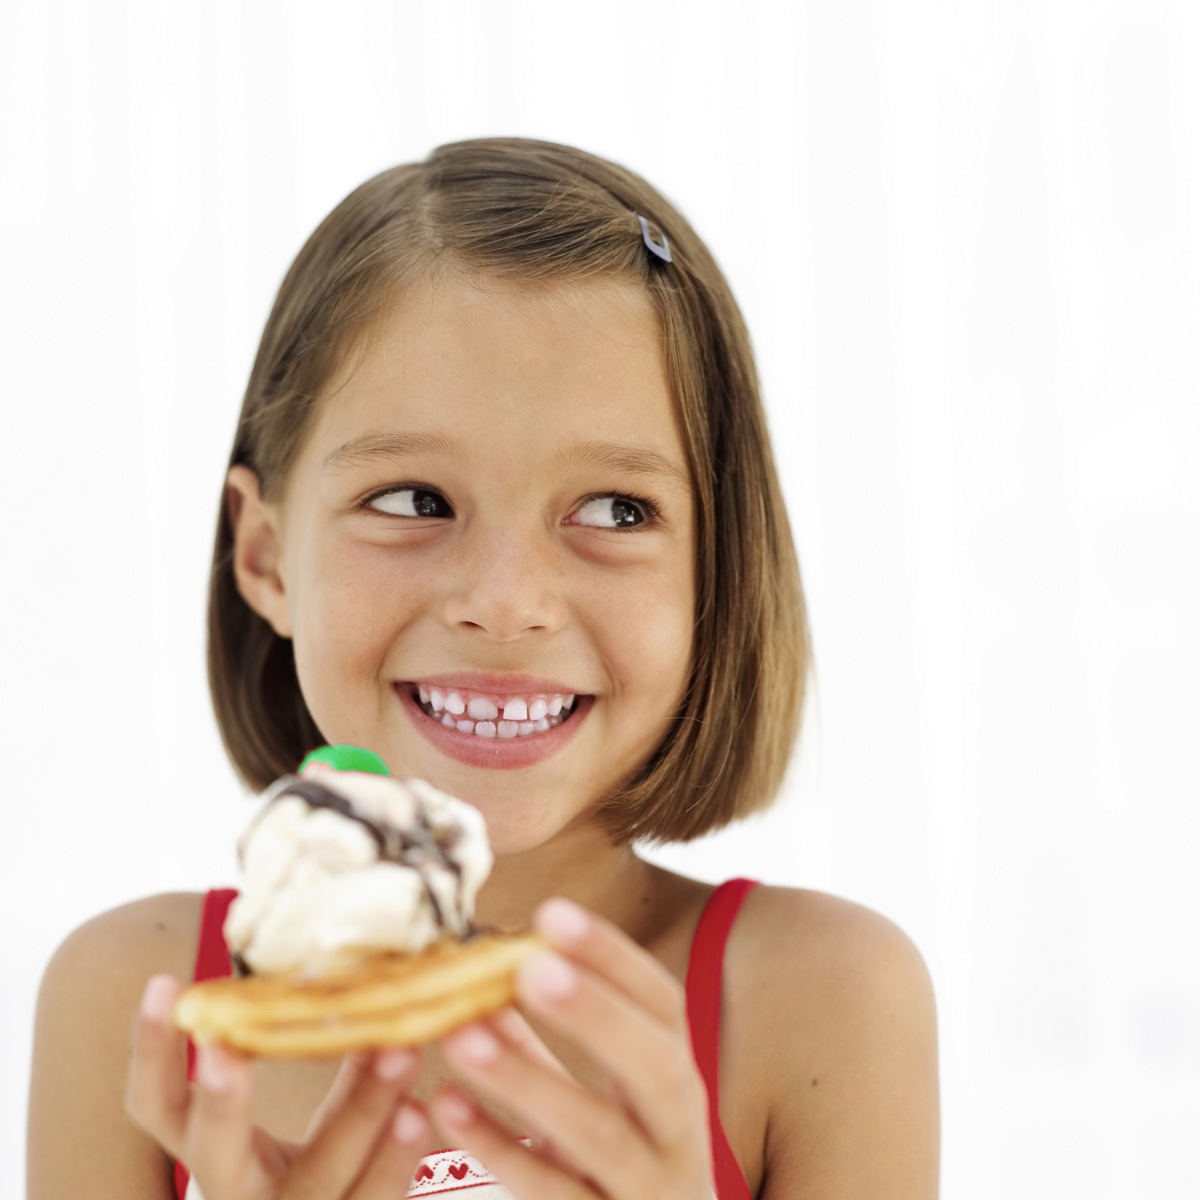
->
[431, 1087, 595, 1200]
[125, 975, 190, 1158]
[534, 898, 685, 1030]
[516, 949, 706, 1151]
[442, 1021, 660, 1192]
[184, 1042, 276, 1198]
[351, 1100, 435, 1198]
[304, 1051, 371, 1140]
[459, 1015, 580, 1173]
[488, 1008, 573, 1077]
[286, 1048, 421, 1195]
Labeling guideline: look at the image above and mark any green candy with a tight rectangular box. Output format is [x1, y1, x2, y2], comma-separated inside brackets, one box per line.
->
[297, 745, 391, 776]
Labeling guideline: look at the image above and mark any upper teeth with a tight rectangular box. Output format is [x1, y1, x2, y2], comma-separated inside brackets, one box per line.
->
[415, 686, 577, 738]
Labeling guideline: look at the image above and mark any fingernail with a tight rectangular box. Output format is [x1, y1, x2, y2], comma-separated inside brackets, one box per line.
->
[520, 951, 578, 1001]
[197, 1044, 231, 1093]
[375, 1048, 416, 1081]
[437, 1091, 476, 1128]
[537, 897, 589, 943]
[450, 1025, 500, 1064]
[140, 975, 176, 1022]
[393, 1103, 427, 1144]
[491, 1008, 525, 1039]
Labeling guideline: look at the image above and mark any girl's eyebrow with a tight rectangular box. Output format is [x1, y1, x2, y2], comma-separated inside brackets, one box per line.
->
[323, 432, 464, 470]
[324, 432, 689, 489]
[555, 440, 690, 488]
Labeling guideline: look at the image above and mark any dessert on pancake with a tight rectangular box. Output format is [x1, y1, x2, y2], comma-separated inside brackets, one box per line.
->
[173, 746, 544, 1056]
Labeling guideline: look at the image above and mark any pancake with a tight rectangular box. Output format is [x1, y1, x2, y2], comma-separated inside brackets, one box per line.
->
[174, 931, 545, 1056]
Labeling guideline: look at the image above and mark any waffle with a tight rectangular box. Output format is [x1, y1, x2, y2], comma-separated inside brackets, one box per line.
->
[173, 932, 546, 1057]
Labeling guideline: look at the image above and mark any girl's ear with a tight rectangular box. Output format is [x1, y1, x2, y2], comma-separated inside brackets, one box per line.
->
[226, 465, 293, 637]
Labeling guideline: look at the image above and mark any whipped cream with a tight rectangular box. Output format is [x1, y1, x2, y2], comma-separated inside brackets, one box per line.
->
[224, 772, 493, 976]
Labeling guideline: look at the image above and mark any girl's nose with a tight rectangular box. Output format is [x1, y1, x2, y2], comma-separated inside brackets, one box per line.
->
[437, 526, 567, 641]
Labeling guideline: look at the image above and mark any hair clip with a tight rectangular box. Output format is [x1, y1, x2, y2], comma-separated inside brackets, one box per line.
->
[636, 214, 673, 263]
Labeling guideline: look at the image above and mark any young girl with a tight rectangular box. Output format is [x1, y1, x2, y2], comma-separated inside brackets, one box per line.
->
[28, 137, 939, 1199]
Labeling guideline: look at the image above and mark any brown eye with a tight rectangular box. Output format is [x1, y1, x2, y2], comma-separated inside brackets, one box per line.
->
[572, 495, 648, 528]
[368, 487, 453, 518]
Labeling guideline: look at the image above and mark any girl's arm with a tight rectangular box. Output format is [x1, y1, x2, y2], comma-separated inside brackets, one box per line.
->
[28, 895, 201, 1200]
[744, 889, 941, 1199]
[30, 893, 434, 1200]
[432, 890, 939, 1200]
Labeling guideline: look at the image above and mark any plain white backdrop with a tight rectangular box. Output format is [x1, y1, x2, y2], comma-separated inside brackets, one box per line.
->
[4, 1, 1198, 1196]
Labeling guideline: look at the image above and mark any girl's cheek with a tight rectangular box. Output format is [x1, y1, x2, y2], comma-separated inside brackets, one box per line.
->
[322, 541, 420, 613]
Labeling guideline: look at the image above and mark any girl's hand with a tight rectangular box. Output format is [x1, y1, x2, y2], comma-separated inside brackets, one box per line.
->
[435, 898, 716, 1200]
[125, 976, 433, 1200]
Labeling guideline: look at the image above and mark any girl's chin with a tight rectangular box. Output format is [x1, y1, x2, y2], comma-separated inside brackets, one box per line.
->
[439, 784, 615, 862]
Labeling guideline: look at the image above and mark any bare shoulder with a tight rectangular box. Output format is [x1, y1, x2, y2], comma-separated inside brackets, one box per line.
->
[35, 891, 204, 1039]
[724, 886, 940, 1200]
[29, 892, 206, 1200]
[733, 884, 935, 1004]
[44, 890, 204, 980]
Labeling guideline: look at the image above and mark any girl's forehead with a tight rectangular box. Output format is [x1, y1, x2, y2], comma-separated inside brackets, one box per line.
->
[309, 274, 679, 449]
[376, 272, 660, 363]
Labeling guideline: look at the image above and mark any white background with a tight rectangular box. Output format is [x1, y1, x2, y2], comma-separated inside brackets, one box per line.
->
[3, 1, 1198, 1196]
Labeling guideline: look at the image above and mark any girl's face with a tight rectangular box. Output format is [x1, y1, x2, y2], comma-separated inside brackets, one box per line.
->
[232, 275, 695, 857]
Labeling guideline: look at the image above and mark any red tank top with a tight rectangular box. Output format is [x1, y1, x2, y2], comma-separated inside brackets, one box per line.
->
[175, 879, 757, 1200]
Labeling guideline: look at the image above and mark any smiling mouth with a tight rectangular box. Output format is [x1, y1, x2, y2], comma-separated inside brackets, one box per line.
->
[411, 685, 580, 740]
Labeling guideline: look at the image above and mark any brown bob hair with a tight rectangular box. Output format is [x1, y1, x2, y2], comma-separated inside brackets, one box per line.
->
[209, 136, 810, 844]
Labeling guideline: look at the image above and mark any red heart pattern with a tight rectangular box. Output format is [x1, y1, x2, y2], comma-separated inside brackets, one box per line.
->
[409, 1149, 491, 1193]
[407, 1142, 529, 1194]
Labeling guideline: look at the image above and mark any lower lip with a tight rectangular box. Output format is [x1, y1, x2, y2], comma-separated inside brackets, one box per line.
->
[396, 685, 592, 770]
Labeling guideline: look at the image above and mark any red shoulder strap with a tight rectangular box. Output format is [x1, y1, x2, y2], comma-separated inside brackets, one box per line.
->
[175, 888, 238, 1200]
[194, 887, 237, 982]
[686, 878, 757, 1200]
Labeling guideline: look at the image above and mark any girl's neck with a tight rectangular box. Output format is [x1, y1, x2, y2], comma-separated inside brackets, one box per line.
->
[474, 821, 663, 944]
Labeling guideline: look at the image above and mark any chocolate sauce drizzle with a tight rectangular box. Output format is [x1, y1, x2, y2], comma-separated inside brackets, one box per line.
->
[252, 775, 470, 944]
